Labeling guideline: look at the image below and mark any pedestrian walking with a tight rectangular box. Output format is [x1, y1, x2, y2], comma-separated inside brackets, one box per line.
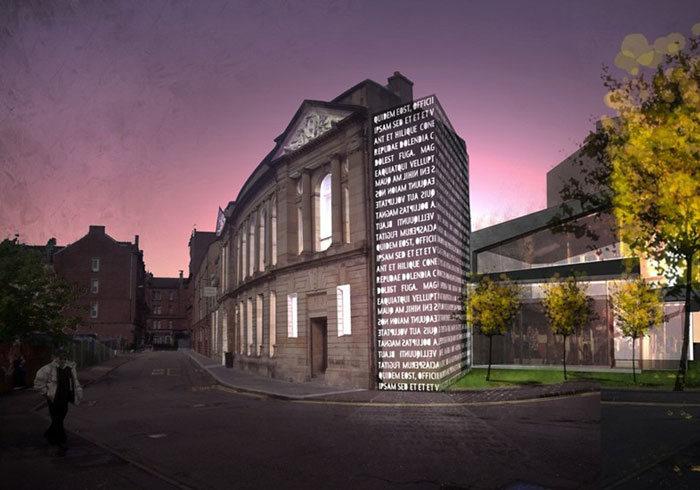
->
[33, 349, 83, 453]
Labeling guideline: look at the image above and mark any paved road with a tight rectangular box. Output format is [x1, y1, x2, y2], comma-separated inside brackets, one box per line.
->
[601, 389, 700, 489]
[1, 356, 181, 490]
[46, 351, 599, 490]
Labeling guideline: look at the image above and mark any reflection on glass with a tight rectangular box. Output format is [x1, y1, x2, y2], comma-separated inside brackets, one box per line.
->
[477, 213, 624, 273]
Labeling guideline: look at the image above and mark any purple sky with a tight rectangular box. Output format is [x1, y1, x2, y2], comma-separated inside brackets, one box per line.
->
[2, 0, 699, 276]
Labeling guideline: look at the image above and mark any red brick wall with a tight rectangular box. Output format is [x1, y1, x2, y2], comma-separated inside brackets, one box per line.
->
[53, 226, 141, 344]
[145, 277, 189, 343]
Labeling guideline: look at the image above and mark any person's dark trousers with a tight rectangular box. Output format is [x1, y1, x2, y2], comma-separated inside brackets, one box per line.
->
[45, 399, 69, 445]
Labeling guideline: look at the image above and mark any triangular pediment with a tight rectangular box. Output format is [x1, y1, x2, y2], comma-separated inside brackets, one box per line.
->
[273, 102, 354, 159]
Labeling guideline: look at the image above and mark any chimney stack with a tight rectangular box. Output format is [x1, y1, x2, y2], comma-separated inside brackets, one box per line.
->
[387, 71, 413, 103]
[89, 225, 106, 235]
[134, 235, 139, 249]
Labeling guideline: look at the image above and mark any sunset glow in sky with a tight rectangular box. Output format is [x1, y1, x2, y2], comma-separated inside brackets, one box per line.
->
[2, 0, 699, 276]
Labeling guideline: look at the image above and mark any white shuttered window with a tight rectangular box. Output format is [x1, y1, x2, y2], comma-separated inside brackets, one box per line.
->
[287, 293, 298, 338]
[337, 284, 351, 336]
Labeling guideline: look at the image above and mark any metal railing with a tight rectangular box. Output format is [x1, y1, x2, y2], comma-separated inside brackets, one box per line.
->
[67, 337, 115, 369]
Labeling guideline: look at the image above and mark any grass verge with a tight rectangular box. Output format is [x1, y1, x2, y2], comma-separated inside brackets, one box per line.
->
[449, 361, 700, 390]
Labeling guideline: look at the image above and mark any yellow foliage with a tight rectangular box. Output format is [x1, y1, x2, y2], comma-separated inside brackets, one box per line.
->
[606, 52, 700, 280]
[541, 276, 589, 337]
[611, 279, 664, 340]
[466, 276, 522, 337]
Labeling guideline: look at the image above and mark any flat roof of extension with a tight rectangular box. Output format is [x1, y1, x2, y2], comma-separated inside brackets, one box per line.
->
[472, 199, 598, 252]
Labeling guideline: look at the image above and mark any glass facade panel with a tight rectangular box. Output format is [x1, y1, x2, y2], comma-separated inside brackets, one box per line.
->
[474, 278, 689, 370]
[615, 302, 688, 369]
[477, 213, 623, 274]
[473, 279, 613, 367]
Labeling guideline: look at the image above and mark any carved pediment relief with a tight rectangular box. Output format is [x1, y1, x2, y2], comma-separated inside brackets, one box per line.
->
[274, 106, 353, 159]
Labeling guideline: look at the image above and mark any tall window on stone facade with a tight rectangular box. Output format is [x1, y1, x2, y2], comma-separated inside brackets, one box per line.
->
[90, 302, 98, 319]
[287, 293, 298, 338]
[259, 208, 265, 271]
[297, 207, 303, 254]
[337, 284, 351, 336]
[91, 279, 99, 294]
[319, 173, 332, 251]
[239, 233, 244, 282]
[241, 230, 247, 280]
[91, 258, 100, 272]
[256, 294, 264, 356]
[269, 291, 276, 357]
[234, 234, 239, 284]
[271, 196, 277, 266]
[247, 298, 253, 355]
[343, 185, 350, 243]
[249, 219, 255, 276]
[222, 312, 228, 359]
[239, 301, 245, 355]
[220, 245, 227, 293]
[211, 310, 218, 357]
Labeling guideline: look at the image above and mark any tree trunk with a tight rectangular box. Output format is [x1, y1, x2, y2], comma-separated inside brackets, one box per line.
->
[563, 335, 567, 380]
[487, 336, 493, 381]
[674, 253, 693, 392]
[632, 335, 636, 384]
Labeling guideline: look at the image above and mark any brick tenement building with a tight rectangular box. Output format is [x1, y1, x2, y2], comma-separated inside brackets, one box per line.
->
[53, 225, 147, 349]
[145, 273, 188, 348]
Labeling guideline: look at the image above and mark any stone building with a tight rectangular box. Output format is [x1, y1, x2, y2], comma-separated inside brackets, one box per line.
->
[53, 225, 147, 349]
[200, 73, 471, 390]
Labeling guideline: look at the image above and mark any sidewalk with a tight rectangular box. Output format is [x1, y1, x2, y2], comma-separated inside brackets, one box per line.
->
[185, 348, 600, 404]
[185, 348, 367, 399]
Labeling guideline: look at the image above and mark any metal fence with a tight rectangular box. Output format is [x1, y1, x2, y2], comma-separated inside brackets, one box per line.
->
[67, 337, 115, 369]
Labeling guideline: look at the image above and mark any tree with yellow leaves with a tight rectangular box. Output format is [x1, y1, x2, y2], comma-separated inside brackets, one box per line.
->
[541, 275, 589, 380]
[611, 279, 664, 383]
[555, 25, 700, 391]
[466, 275, 521, 381]
[603, 30, 700, 391]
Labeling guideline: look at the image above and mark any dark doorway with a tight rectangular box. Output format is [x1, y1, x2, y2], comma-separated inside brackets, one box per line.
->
[310, 317, 328, 378]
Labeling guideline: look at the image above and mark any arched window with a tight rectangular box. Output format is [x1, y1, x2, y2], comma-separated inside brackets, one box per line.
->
[319, 173, 332, 251]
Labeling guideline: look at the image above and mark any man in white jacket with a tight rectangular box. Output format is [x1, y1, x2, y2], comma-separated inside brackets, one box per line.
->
[34, 349, 83, 450]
